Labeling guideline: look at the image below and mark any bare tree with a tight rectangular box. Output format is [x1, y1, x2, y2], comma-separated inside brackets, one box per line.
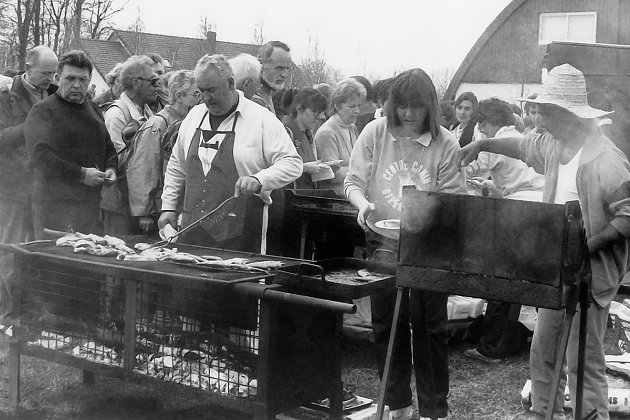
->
[252, 21, 265, 45]
[298, 33, 343, 87]
[14, 0, 42, 68]
[429, 67, 456, 101]
[45, 0, 71, 53]
[70, 0, 84, 49]
[83, 0, 127, 40]
[126, 8, 144, 55]
[198, 15, 211, 39]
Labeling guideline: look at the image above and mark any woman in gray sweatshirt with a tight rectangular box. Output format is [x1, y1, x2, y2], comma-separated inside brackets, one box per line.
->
[345, 68, 465, 420]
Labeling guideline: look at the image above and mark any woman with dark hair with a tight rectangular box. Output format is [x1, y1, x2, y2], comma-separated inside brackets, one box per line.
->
[465, 97, 544, 201]
[462, 98, 544, 363]
[451, 91, 479, 147]
[345, 68, 465, 420]
[282, 88, 329, 189]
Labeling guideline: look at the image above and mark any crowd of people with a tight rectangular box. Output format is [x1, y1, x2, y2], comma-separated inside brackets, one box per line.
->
[1, 40, 630, 420]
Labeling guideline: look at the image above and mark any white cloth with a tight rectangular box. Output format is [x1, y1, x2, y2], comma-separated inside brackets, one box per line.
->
[104, 92, 153, 152]
[465, 126, 545, 199]
[161, 90, 303, 209]
[554, 147, 583, 205]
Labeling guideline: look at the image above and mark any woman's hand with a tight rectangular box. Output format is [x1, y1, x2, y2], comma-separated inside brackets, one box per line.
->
[458, 141, 483, 168]
[357, 202, 375, 231]
[303, 161, 322, 174]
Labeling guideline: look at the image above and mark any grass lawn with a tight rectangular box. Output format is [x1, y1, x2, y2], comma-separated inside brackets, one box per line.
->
[0, 302, 627, 420]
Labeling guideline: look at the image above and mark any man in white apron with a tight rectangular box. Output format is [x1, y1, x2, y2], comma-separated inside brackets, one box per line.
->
[158, 54, 302, 253]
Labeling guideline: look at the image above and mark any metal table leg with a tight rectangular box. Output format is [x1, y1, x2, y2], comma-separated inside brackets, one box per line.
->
[299, 220, 308, 260]
[8, 342, 20, 406]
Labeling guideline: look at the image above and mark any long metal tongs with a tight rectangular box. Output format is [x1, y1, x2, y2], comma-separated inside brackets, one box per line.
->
[150, 195, 237, 249]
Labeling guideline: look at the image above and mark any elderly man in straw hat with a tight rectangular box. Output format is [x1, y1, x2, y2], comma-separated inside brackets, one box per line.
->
[459, 63, 630, 419]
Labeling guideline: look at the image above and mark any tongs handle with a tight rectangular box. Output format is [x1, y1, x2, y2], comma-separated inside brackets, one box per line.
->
[153, 195, 238, 249]
[296, 262, 325, 281]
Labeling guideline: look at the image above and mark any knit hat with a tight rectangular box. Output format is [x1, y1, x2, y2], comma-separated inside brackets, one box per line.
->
[518, 64, 612, 119]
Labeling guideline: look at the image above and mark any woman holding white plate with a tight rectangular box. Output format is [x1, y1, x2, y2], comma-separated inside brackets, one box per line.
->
[345, 68, 465, 420]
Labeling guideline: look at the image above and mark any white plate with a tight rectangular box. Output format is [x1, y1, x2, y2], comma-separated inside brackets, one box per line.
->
[320, 159, 343, 166]
[374, 219, 400, 230]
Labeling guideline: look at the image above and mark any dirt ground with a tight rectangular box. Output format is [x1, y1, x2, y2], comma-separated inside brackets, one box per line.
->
[0, 303, 626, 420]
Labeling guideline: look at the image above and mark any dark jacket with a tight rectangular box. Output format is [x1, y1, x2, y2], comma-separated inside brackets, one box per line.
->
[0, 76, 57, 200]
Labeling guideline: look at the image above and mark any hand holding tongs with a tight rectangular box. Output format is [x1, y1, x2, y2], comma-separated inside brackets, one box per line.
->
[151, 195, 237, 249]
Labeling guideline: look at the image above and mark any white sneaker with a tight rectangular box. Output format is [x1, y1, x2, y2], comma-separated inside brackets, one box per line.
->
[390, 405, 413, 420]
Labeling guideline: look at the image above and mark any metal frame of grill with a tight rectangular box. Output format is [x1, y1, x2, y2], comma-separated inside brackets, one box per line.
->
[4, 242, 356, 419]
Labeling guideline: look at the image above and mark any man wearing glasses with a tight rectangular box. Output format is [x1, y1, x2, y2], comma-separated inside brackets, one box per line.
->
[158, 54, 302, 253]
[101, 55, 159, 235]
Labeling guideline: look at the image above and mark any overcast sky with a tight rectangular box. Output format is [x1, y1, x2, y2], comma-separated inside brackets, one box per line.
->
[112, 0, 513, 79]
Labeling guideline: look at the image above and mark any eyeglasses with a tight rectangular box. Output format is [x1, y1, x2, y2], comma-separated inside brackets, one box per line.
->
[310, 109, 326, 119]
[135, 76, 161, 87]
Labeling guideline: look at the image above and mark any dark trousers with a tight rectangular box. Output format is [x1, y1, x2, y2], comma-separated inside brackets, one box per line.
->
[367, 230, 449, 418]
[33, 199, 102, 239]
[476, 301, 529, 358]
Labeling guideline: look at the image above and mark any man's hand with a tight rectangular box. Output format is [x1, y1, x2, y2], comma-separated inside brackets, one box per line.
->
[234, 176, 262, 197]
[458, 141, 483, 168]
[357, 202, 375, 231]
[83, 167, 106, 187]
[303, 161, 322, 174]
[157, 211, 178, 230]
[138, 216, 154, 234]
[104, 168, 117, 186]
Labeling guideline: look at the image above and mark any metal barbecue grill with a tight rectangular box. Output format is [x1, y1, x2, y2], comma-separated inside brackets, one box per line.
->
[284, 189, 364, 259]
[4, 240, 356, 419]
[376, 188, 592, 420]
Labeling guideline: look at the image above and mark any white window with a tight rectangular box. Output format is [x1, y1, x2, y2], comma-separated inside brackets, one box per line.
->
[539, 12, 597, 45]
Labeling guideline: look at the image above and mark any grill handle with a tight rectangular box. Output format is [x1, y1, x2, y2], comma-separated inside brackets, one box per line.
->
[296, 262, 326, 281]
[234, 283, 356, 314]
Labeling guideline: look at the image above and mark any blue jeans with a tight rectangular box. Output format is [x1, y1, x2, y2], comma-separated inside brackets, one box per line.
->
[530, 303, 610, 419]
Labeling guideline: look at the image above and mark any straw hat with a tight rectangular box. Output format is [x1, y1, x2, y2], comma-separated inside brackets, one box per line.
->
[519, 63, 612, 119]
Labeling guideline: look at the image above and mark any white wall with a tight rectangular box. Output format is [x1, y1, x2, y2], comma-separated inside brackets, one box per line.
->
[90, 69, 108, 96]
[454, 83, 542, 107]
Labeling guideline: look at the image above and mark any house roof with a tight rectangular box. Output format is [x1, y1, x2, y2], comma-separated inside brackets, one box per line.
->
[78, 38, 129, 79]
[109, 30, 260, 72]
[215, 41, 259, 58]
[444, 0, 528, 100]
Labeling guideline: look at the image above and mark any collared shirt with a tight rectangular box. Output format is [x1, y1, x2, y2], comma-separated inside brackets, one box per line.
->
[465, 125, 545, 199]
[21, 73, 48, 104]
[104, 91, 153, 152]
[161, 90, 302, 208]
[345, 117, 465, 234]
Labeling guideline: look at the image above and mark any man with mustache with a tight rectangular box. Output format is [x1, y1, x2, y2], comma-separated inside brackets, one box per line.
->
[252, 41, 292, 114]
